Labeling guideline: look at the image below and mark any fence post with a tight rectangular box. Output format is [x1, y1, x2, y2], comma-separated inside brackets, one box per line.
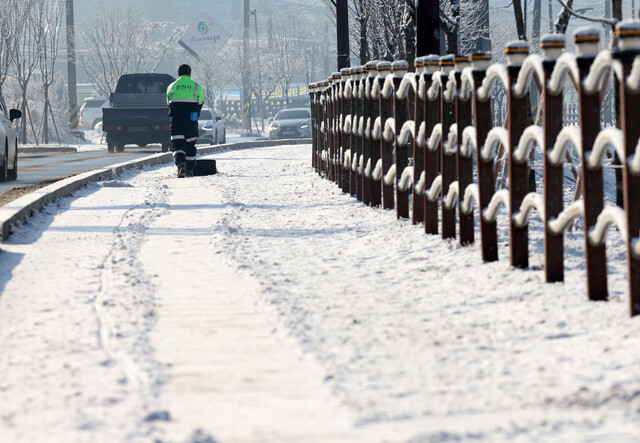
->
[455, 55, 474, 245]
[506, 41, 531, 269]
[354, 66, 364, 201]
[440, 55, 457, 239]
[349, 68, 358, 196]
[378, 62, 395, 210]
[340, 68, 351, 194]
[541, 35, 566, 282]
[393, 61, 410, 219]
[320, 80, 329, 177]
[614, 21, 640, 315]
[333, 72, 342, 187]
[471, 53, 498, 261]
[332, 73, 342, 184]
[413, 57, 426, 224]
[362, 62, 377, 206]
[368, 63, 382, 207]
[575, 29, 608, 301]
[423, 56, 441, 235]
[310, 83, 317, 171]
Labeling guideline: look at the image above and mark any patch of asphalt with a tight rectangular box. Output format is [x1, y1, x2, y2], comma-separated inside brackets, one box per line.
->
[0, 139, 311, 242]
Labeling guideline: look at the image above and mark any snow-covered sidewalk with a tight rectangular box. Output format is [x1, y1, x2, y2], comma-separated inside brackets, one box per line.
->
[0, 144, 639, 442]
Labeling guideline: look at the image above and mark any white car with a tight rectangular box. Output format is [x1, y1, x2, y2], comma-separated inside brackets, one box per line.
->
[0, 97, 20, 181]
[197, 108, 226, 145]
[79, 96, 108, 130]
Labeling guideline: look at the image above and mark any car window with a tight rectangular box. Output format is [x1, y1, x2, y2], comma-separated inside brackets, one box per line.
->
[199, 109, 212, 120]
[84, 100, 107, 108]
[275, 109, 310, 120]
[115, 76, 173, 93]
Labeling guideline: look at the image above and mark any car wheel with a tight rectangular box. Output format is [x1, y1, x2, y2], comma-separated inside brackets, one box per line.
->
[7, 148, 17, 181]
[161, 141, 170, 153]
[92, 119, 102, 130]
[116, 144, 125, 153]
[0, 144, 8, 182]
[221, 129, 226, 143]
[214, 130, 218, 145]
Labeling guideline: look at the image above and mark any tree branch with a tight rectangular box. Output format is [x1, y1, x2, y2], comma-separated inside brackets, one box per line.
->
[556, 0, 617, 29]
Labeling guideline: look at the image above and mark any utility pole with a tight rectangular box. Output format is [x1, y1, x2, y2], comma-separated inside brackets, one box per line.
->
[66, 0, 79, 132]
[336, 0, 350, 70]
[251, 9, 264, 132]
[416, 0, 440, 56]
[242, 0, 252, 135]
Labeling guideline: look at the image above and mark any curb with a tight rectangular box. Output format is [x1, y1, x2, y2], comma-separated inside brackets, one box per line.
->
[0, 138, 311, 241]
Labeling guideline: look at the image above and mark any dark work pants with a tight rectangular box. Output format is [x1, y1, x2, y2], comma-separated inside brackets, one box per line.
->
[172, 138, 197, 171]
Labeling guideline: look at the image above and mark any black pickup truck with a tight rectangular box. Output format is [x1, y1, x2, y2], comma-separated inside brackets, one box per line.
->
[103, 73, 175, 153]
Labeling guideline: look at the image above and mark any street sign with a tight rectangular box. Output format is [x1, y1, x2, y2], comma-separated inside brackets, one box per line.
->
[179, 11, 231, 60]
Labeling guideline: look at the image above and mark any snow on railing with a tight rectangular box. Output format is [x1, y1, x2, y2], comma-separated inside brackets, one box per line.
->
[589, 206, 627, 247]
[547, 126, 581, 166]
[513, 192, 546, 228]
[548, 201, 584, 235]
[513, 54, 544, 98]
[512, 125, 543, 164]
[397, 121, 415, 147]
[480, 127, 509, 162]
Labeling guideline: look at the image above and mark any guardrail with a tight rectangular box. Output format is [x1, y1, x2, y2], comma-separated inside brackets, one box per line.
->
[309, 20, 640, 317]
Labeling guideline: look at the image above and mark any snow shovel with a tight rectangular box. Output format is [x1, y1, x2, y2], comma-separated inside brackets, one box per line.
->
[194, 159, 217, 176]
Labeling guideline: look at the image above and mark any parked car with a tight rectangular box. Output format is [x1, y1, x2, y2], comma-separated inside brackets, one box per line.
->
[0, 98, 20, 181]
[197, 108, 226, 145]
[79, 96, 108, 130]
[102, 73, 174, 153]
[268, 108, 311, 139]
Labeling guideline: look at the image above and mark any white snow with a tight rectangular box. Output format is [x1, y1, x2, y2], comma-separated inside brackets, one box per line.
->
[0, 143, 639, 442]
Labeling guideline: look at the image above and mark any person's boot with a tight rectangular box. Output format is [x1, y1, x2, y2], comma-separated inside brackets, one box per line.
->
[176, 162, 186, 178]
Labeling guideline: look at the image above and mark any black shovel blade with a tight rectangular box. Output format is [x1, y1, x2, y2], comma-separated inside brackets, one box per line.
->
[194, 159, 217, 176]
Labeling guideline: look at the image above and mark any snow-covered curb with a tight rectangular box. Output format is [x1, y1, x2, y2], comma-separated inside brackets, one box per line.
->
[0, 138, 310, 241]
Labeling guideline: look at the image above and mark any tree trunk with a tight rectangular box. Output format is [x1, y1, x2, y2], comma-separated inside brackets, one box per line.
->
[513, 0, 527, 40]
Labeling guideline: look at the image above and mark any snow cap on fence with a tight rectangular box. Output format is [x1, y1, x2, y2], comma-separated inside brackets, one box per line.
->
[616, 19, 640, 51]
[541, 34, 565, 60]
[439, 54, 455, 73]
[574, 27, 600, 56]
[414, 56, 425, 74]
[505, 41, 529, 65]
[353, 65, 364, 79]
[377, 61, 392, 77]
[392, 60, 409, 76]
[470, 52, 491, 70]
[424, 55, 441, 73]
[365, 61, 379, 77]
[340, 67, 351, 78]
[332, 72, 341, 81]
[454, 54, 470, 72]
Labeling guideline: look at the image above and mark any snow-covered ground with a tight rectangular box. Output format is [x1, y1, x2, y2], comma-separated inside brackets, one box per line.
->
[0, 143, 639, 442]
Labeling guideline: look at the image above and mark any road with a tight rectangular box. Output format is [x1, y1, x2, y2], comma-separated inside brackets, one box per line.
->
[0, 145, 164, 200]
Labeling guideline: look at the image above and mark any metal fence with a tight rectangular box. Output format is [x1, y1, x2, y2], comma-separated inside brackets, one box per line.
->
[309, 21, 640, 317]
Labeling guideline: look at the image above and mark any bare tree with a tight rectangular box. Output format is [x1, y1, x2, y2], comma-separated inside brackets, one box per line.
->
[0, 0, 21, 100]
[12, 2, 41, 143]
[34, 0, 64, 144]
[78, 7, 170, 97]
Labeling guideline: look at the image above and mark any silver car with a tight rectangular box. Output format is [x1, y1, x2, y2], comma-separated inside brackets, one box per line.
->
[268, 108, 311, 140]
[197, 108, 226, 145]
[0, 98, 20, 181]
[79, 96, 108, 130]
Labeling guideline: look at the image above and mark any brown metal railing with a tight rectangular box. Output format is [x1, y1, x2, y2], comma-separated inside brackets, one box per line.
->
[309, 21, 640, 317]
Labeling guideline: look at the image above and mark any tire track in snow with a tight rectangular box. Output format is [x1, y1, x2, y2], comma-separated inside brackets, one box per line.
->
[93, 178, 170, 391]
